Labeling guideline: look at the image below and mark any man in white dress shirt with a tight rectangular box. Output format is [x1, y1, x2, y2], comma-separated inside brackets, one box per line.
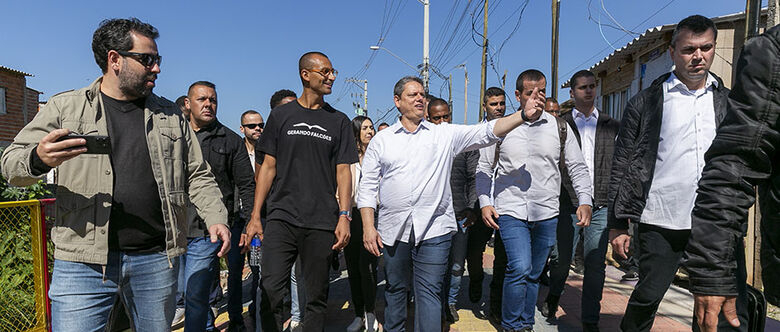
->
[607, 15, 732, 331]
[477, 69, 593, 331]
[543, 70, 621, 332]
[357, 76, 545, 332]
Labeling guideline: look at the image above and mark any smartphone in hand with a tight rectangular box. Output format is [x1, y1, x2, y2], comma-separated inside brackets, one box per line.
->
[56, 134, 111, 154]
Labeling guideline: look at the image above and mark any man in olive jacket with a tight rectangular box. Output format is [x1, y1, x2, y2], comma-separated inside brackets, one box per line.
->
[683, 24, 780, 332]
[0, 18, 229, 331]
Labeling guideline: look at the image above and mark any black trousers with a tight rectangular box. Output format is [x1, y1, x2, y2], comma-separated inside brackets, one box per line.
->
[621, 223, 749, 332]
[489, 230, 506, 317]
[466, 217, 494, 291]
[259, 220, 335, 332]
[344, 208, 378, 317]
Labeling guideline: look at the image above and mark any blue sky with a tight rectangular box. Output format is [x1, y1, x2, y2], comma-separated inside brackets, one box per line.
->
[1, 0, 753, 130]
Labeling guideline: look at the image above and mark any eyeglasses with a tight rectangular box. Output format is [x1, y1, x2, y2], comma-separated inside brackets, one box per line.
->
[242, 123, 264, 129]
[430, 113, 451, 121]
[545, 110, 561, 116]
[308, 67, 338, 78]
[117, 51, 162, 68]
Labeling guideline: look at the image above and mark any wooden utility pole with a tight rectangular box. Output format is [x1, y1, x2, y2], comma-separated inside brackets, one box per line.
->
[457, 64, 468, 124]
[478, 0, 488, 121]
[551, 0, 561, 101]
[745, 0, 761, 41]
[448, 74, 453, 109]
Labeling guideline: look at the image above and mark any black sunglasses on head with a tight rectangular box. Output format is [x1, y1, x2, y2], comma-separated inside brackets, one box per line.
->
[242, 123, 264, 129]
[117, 51, 162, 68]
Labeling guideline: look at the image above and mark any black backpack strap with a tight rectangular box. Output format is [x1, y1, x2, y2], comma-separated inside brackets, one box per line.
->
[555, 116, 567, 170]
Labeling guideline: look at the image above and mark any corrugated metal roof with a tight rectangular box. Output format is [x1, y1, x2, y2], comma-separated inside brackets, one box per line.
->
[0, 65, 33, 77]
[560, 9, 765, 89]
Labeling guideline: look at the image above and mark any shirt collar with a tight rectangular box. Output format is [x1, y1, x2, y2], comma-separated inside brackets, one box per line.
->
[572, 107, 599, 120]
[391, 117, 431, 134]
[666, 71, 718, 93]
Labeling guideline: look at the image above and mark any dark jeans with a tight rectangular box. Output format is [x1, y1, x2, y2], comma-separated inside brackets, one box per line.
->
[344, 208, 378, 317]
[548, 206, 609, 323]
[383, 232, 452, 332]
[227, 221, 248, 328]
[466, 216, 494, 299]
[489, 230, 506, 318]
[259, 220, 335, 332]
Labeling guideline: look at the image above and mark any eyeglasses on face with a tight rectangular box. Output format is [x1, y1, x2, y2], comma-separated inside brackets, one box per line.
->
[430, 113, 451, 121]
[545, 110, 561, 116]
[117, 51, 162, 68]
[307, 67, 339, 78]
[242, 123, 264, 129]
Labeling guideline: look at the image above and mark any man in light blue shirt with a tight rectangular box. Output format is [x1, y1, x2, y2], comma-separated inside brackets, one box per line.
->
[357, 76, 546, 332]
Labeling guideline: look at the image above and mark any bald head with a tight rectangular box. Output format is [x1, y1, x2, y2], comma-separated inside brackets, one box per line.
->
[299, 51, 329, 72]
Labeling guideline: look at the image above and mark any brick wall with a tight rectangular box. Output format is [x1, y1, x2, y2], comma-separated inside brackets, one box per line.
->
[0, 70, 39, 146]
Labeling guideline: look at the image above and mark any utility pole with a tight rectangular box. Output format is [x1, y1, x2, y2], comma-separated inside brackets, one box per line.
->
[345, 78, 368, 116]
[501, 69, 507, 90]
[457, 64, 468, 124]
[422, 0, 431, 91]
[745, 0, 761, 41]
[448, 74, 453, 108]
[478, 0, 488, 121]
[551, 0, 561, 101]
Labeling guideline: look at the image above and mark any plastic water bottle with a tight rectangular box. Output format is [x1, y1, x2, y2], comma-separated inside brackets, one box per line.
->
[249, 236, 262, 267]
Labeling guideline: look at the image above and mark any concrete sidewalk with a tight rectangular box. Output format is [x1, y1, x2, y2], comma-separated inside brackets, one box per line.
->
[193, 245, 778, 332]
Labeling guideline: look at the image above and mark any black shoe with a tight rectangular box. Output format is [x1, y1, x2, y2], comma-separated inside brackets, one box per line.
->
[468, 279, 483, 303]
[540, 294, 560, 318]
[583, 322, 600, 332]
[488, 310, 502, 326]
[622, 271, 639, 281]
[448, 304, 459, 322]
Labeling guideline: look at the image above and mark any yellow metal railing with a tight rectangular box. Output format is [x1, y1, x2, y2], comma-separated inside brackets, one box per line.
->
[0, 200, 49, 332]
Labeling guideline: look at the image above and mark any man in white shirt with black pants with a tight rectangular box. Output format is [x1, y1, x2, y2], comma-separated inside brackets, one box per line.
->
[357, 76, 545, 332]
[608, 15, 733, 331]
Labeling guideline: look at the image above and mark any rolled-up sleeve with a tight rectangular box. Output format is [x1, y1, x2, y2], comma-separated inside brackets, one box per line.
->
[476, 145, 496, 208]
[357, 138, 382, 210]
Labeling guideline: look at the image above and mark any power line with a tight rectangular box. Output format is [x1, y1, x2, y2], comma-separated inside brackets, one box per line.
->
[559, 0, 678, 83]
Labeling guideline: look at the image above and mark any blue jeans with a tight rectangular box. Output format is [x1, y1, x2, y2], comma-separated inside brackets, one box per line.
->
[181, 236, 221, 331]
[383, 232, 452, 332]
[548, 207, 608, 323]
[447, 219, 468, 305]
[49, 251, 178, 332]
[497, 215, 557, 330]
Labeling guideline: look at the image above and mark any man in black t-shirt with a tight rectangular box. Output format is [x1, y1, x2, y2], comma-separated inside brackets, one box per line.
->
[244, 52, 357, 332]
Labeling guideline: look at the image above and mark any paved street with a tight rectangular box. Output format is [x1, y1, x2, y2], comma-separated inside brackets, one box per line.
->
[185, 246, 780, 332]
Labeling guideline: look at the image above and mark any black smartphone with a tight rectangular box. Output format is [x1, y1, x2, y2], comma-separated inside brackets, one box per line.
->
[56, 134, 111, 154]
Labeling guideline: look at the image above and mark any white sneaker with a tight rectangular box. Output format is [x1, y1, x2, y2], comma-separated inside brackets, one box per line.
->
[171, 307, 185, 327]
[346, 317, 364, 332]
[365, 312, 379, 332]
[289, 320, 302, 332]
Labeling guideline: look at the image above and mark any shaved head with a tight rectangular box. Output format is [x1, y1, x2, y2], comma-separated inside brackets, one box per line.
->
[299, 51, 329, 72]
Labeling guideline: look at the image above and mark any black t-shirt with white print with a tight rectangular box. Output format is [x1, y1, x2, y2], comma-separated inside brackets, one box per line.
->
[256, 101, 358, 231]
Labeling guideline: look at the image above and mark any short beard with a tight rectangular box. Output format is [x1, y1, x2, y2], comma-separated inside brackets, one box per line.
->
[118, 61, 153, 99]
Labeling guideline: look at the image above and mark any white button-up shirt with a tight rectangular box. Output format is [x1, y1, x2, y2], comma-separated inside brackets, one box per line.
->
[476, 111, 593, 221]
[572, 107, 599, 195]
[640, 72, 718, 230]
[357, 119, 500, 245]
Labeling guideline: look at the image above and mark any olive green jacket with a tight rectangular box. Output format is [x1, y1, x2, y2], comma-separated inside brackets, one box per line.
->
[1, 78, 227, 265]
